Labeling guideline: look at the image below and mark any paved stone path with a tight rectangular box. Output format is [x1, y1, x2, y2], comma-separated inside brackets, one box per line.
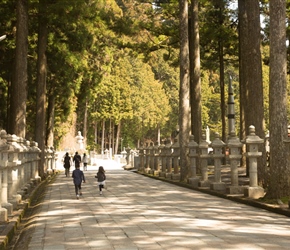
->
[24, 163, 290, 250]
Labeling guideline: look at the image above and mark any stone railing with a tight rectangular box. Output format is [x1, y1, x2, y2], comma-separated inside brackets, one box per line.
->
[0, 130, 56, 222]
[133, 125, 265, 200]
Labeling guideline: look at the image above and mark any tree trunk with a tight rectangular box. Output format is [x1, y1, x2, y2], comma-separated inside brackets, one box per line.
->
[9, 0, 28, 138]
[115, 121, 121, 154]
[46, 93, 55, 147]
[179, 0, 190, 181]
[238, 0, 247, 170]
[189, 0, 202, 144]
[245, 0, 266, 184]
[83, 98, 88, 149]
[35, 0, 48, 177]
[267, 0, 289, 198]
[101, 120, 105, 155]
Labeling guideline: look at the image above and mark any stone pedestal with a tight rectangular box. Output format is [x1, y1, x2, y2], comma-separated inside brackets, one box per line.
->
[0, 208, 7, 222]
[244, 186, 264, 199]
[188, 177, 199, 188]
[165, 173, 172, 179]
[159, 172, 166, 178]
[226, 185, 244, 194]
[210, 182, 226, 192]
[198, 180, 210, 188]
[171, 173, 180, 180]
[2, 203, 13, 215]
[13, 194, 22, 204]
[152, 170, 160, 176]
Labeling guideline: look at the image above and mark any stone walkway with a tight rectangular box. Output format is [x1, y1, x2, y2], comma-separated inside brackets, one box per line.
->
[14, 163, 290, 250]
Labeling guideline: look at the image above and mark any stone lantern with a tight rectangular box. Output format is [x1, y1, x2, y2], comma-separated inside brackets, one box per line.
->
[244, 125, 264, 199]
[226, 131, 243, 194]
[171, 138, 180, 180]
[210, 132, 226, 191]
[198, 133, 210, 187]
[187, 135, 199, 187]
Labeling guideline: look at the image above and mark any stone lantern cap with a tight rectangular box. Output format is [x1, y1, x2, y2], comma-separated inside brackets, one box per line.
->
[171, 138, 179, 149]
[211, 132, 225, 148]
[227, 131, 243, 148]
[199, 134, 209, 149]
[245, 125, 264, 144]
[187, 135, 198, 149]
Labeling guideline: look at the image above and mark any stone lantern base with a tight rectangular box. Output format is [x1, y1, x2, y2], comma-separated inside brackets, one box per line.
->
[171, 173, 180, 180]
[244, 186, 264, 199]
[226, 185, 244, 195]
[210, 182, 226, 192]
[198, 180, 210, 188]
[187, 177, 199, 188]
[0, 208, 7, 222]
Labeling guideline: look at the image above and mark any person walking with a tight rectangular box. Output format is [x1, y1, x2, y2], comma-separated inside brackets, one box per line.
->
[73, 151, 81, 168]
[82, 153, 88, 171]
[63, 152, 71, 177]
[72, 165, 85, 199]
[95, 166, 106, 195]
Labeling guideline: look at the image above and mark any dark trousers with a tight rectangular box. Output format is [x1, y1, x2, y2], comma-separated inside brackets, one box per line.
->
[75, 184, 82, 195]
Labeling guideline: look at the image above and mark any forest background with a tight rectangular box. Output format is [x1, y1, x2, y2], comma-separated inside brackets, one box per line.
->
[0, 0, 289, 199]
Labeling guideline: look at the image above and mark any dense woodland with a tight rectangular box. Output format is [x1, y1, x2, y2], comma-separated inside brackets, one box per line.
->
[0, 0, 289, 199]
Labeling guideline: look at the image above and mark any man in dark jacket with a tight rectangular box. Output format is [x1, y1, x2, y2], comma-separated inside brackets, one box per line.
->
[73, 151, 81, 168]
[72, 165, 85, 199]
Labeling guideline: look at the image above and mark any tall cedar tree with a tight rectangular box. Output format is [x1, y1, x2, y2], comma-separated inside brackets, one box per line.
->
[179, 0, 190, 181]
[35, 0, 48, 177]
[9, 0, 28, 138]
[267, 0, 290, 198]
[239, 0, 266, 184]
[189, 0, 202, 144]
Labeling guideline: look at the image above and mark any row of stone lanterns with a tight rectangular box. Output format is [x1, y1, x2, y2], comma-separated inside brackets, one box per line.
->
[135, 125, 264, 199]
[0, 130, 56, 222]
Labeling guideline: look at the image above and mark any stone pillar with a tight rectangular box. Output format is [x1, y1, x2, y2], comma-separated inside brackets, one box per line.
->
[210, 132, 226, 191]
[158, 141, 166, 177]
[5, 134, 22, 208]
[153, 142, 160, 176]
[46, 146, 53, 174]
[244, 125, 264, 199]
[138, 144, 144, 173]
[0, 162, 7, 221]
[226, 131, 244, 194]
[0, 130, 12, 216]
[187, 135, 199, 187]
[165, 139, 172, 179]
[171, 138, 180, 180]
[198, 134, 210, 187]
[125, 146, 131, 167]
[144, 143, 150, 173]
[148, 142, 154, 174]
[31, 141, 41, 183]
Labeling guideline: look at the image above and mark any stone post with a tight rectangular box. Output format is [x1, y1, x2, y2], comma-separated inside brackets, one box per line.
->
[158, 141, 166, 177]
[30, 141, 41, 183]
[148, 142, 154, 174]
[165, 139, 172, 179]
[187, 135, 199, 187]
[0, 130, 12, 216]
[171, 138, 180, 180]
[198, 134, 210, 187]
[144, 143, 150, 173]
[210, 132, 226, 191]
[6, 134, 22, 207]
[125, 146, 131, 166]
[244, 125, 264, 199]
[138, 144, 144, 173]
[226, 131, 243, 194]
[153, 142, 160, 176]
